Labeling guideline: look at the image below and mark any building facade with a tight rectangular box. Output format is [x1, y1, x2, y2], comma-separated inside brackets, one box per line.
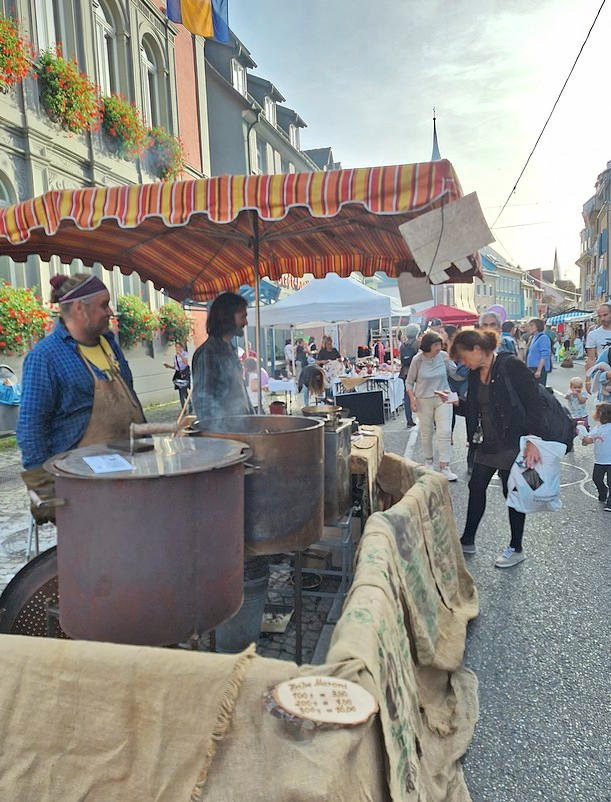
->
[578, 161, 611, 310]
[204, 32, 320, 177]
[0, 1, 337, 400]
[0, 0, 201, 310]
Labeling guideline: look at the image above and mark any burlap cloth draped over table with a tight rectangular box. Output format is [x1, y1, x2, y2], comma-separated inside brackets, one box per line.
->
[350, 423, 385, 519]
[0, 456, 478, 802]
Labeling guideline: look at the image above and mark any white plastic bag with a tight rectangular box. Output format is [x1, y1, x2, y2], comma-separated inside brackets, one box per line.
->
[506, 435, 566, 514]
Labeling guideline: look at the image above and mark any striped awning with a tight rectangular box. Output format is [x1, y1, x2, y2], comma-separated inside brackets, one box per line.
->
[0, 160, 481, 301]
[546, 310, 592, 325]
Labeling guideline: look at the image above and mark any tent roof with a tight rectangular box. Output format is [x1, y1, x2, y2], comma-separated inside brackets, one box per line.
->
[258, 273, 395, 326]
[420, 303, 479, 326]
[0, 160, 481, 302]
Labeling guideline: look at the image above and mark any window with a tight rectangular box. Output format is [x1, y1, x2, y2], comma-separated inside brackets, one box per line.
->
[288, 124, 300, 150]
[140, 35, 167, 127]
[256, 135, 266, 174]
[264, 96, 276, 125]
[36, 0, 76, 57]
[231, 59, 246, 96]
[94, 0, 118, 95]
[35, 0, 59, 51]
[0, 175, 19, 286]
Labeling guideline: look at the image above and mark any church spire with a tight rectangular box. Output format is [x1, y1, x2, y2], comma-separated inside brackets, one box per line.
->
[431, 108, 441, 160]
[553, 247, 560, 282]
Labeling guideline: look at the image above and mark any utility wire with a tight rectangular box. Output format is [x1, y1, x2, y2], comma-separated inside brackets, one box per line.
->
[492, 0, 607, 228]
[493, 220, 553, 229]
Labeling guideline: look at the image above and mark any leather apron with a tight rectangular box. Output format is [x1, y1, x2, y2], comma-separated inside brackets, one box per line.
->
[23, 342, 144, 523]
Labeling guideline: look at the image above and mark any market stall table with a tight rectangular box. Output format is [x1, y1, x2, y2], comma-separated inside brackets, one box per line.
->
[333, 374, 404, 417]
[266, 378, 298, 412]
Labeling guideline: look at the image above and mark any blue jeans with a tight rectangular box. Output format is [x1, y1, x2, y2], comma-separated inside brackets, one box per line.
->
[529, 367, 547, 386]
[404, 390, 413, 424]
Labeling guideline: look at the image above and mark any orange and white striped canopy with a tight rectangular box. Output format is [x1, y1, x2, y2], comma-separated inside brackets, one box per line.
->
[0, 160, 481, 301]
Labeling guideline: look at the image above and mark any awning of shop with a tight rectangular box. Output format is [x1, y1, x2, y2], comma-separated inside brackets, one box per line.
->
[0, 160, 482, 302]
[546, 310, 593, 325]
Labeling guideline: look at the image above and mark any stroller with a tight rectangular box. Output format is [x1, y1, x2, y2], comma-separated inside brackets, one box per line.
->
[0, 364, 20, 434]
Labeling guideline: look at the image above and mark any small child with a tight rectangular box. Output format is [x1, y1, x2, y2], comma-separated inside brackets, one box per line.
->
[565, 377, 589, 430]
[581, 402, 611, 510]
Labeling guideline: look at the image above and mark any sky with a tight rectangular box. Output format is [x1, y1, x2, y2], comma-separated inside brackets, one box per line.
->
[229, 0, 611, 284]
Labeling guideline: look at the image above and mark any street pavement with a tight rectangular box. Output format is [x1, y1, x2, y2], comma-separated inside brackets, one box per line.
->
[389, 361, 611, 802]
[1, 369, 610, 801]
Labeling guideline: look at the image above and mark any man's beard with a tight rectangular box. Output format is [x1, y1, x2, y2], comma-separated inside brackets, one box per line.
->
[85, 316, 110, 340]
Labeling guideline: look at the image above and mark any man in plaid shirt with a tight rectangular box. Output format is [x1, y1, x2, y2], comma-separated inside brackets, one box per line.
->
[17, 273, 142, 521]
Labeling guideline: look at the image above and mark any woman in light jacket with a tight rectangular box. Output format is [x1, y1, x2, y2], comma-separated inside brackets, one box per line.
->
[405, 331, 459, 481]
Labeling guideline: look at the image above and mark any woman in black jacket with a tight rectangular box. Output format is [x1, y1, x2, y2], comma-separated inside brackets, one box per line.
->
[450, 330, 545, 568]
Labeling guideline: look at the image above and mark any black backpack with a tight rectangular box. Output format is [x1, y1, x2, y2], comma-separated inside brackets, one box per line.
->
[400, 341, 417, 370]
[500, 364, 576, 453]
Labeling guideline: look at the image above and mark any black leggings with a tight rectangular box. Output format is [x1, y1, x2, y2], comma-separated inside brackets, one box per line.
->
[592, 463, 611, 501]
[462, 462, 526, 551]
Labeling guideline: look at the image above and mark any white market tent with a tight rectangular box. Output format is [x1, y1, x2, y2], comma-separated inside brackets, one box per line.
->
[258, 273, 409, 327]
[258, 273, 412, 372]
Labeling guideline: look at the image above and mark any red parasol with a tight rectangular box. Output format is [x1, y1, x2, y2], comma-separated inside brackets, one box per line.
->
[420, 303, 479, 327]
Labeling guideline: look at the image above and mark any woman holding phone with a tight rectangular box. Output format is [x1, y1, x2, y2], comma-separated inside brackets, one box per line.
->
[405, 332, 459, 481]
[450, 329, 544, 568]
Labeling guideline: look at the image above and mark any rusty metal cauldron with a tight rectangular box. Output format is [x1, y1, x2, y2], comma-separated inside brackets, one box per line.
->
[193, 415, 324, 556]
[43, 435, 251, 646]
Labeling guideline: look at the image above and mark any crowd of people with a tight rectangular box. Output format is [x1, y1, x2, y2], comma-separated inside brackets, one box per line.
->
[396, 303, 611, 567]
[13, 274, 611, 577]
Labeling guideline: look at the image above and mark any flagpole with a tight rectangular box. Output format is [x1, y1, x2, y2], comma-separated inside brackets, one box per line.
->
[251, 212, 263, 412]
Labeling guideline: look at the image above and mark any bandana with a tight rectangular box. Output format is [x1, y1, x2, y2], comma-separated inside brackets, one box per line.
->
[60, 275, 108, 303]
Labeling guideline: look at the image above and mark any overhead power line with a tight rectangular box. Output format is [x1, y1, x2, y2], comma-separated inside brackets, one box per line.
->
[492, 0, 607, 228]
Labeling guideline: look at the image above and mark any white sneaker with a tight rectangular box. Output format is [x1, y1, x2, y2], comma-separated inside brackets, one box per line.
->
[495, 546, 526, 568]
[440, 466, 458, 482]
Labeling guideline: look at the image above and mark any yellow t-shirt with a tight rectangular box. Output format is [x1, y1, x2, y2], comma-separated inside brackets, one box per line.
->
[78, 339, 119, 380]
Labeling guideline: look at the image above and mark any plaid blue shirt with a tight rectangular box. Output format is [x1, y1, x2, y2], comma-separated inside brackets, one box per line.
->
[16, 320, 139, 469]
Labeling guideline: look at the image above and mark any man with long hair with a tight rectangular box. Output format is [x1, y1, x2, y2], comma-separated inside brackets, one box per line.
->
[192, 292, 254, 420]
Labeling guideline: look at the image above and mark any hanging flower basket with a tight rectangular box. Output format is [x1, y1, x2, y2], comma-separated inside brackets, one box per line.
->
[157, 300, 192, 345]
[0, 283, 53, 354]
[37, 48, 101, 134]
[101, 93, 147, 158]
[0, 13, 34, 92]
[116, 293, 160, 350]
[144, 126, 185, 181]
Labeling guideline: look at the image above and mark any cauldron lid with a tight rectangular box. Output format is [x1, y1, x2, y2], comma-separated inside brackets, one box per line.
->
[44, 436, 250, 479]
[302, 405, 343, 415]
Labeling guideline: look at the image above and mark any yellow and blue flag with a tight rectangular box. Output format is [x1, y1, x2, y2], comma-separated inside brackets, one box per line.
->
[167, 0, 229, 42]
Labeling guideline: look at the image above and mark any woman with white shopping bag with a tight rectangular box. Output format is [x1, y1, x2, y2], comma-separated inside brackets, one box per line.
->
[450, 330, 546, 568]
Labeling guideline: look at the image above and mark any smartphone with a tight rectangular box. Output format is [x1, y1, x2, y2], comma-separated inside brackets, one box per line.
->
[433, 390, 447, 397]
[521, 467, 544, 491]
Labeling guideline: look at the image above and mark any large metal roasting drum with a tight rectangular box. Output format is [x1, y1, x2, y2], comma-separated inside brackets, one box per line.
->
[193, 415, 324, 556]
[43, 435, 250, 646]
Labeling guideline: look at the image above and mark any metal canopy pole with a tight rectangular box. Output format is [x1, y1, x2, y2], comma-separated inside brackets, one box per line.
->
[251, 213, 263, 412]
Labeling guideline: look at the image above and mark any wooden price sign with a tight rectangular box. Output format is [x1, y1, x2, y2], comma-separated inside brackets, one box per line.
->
[272, 675, 378, 726]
